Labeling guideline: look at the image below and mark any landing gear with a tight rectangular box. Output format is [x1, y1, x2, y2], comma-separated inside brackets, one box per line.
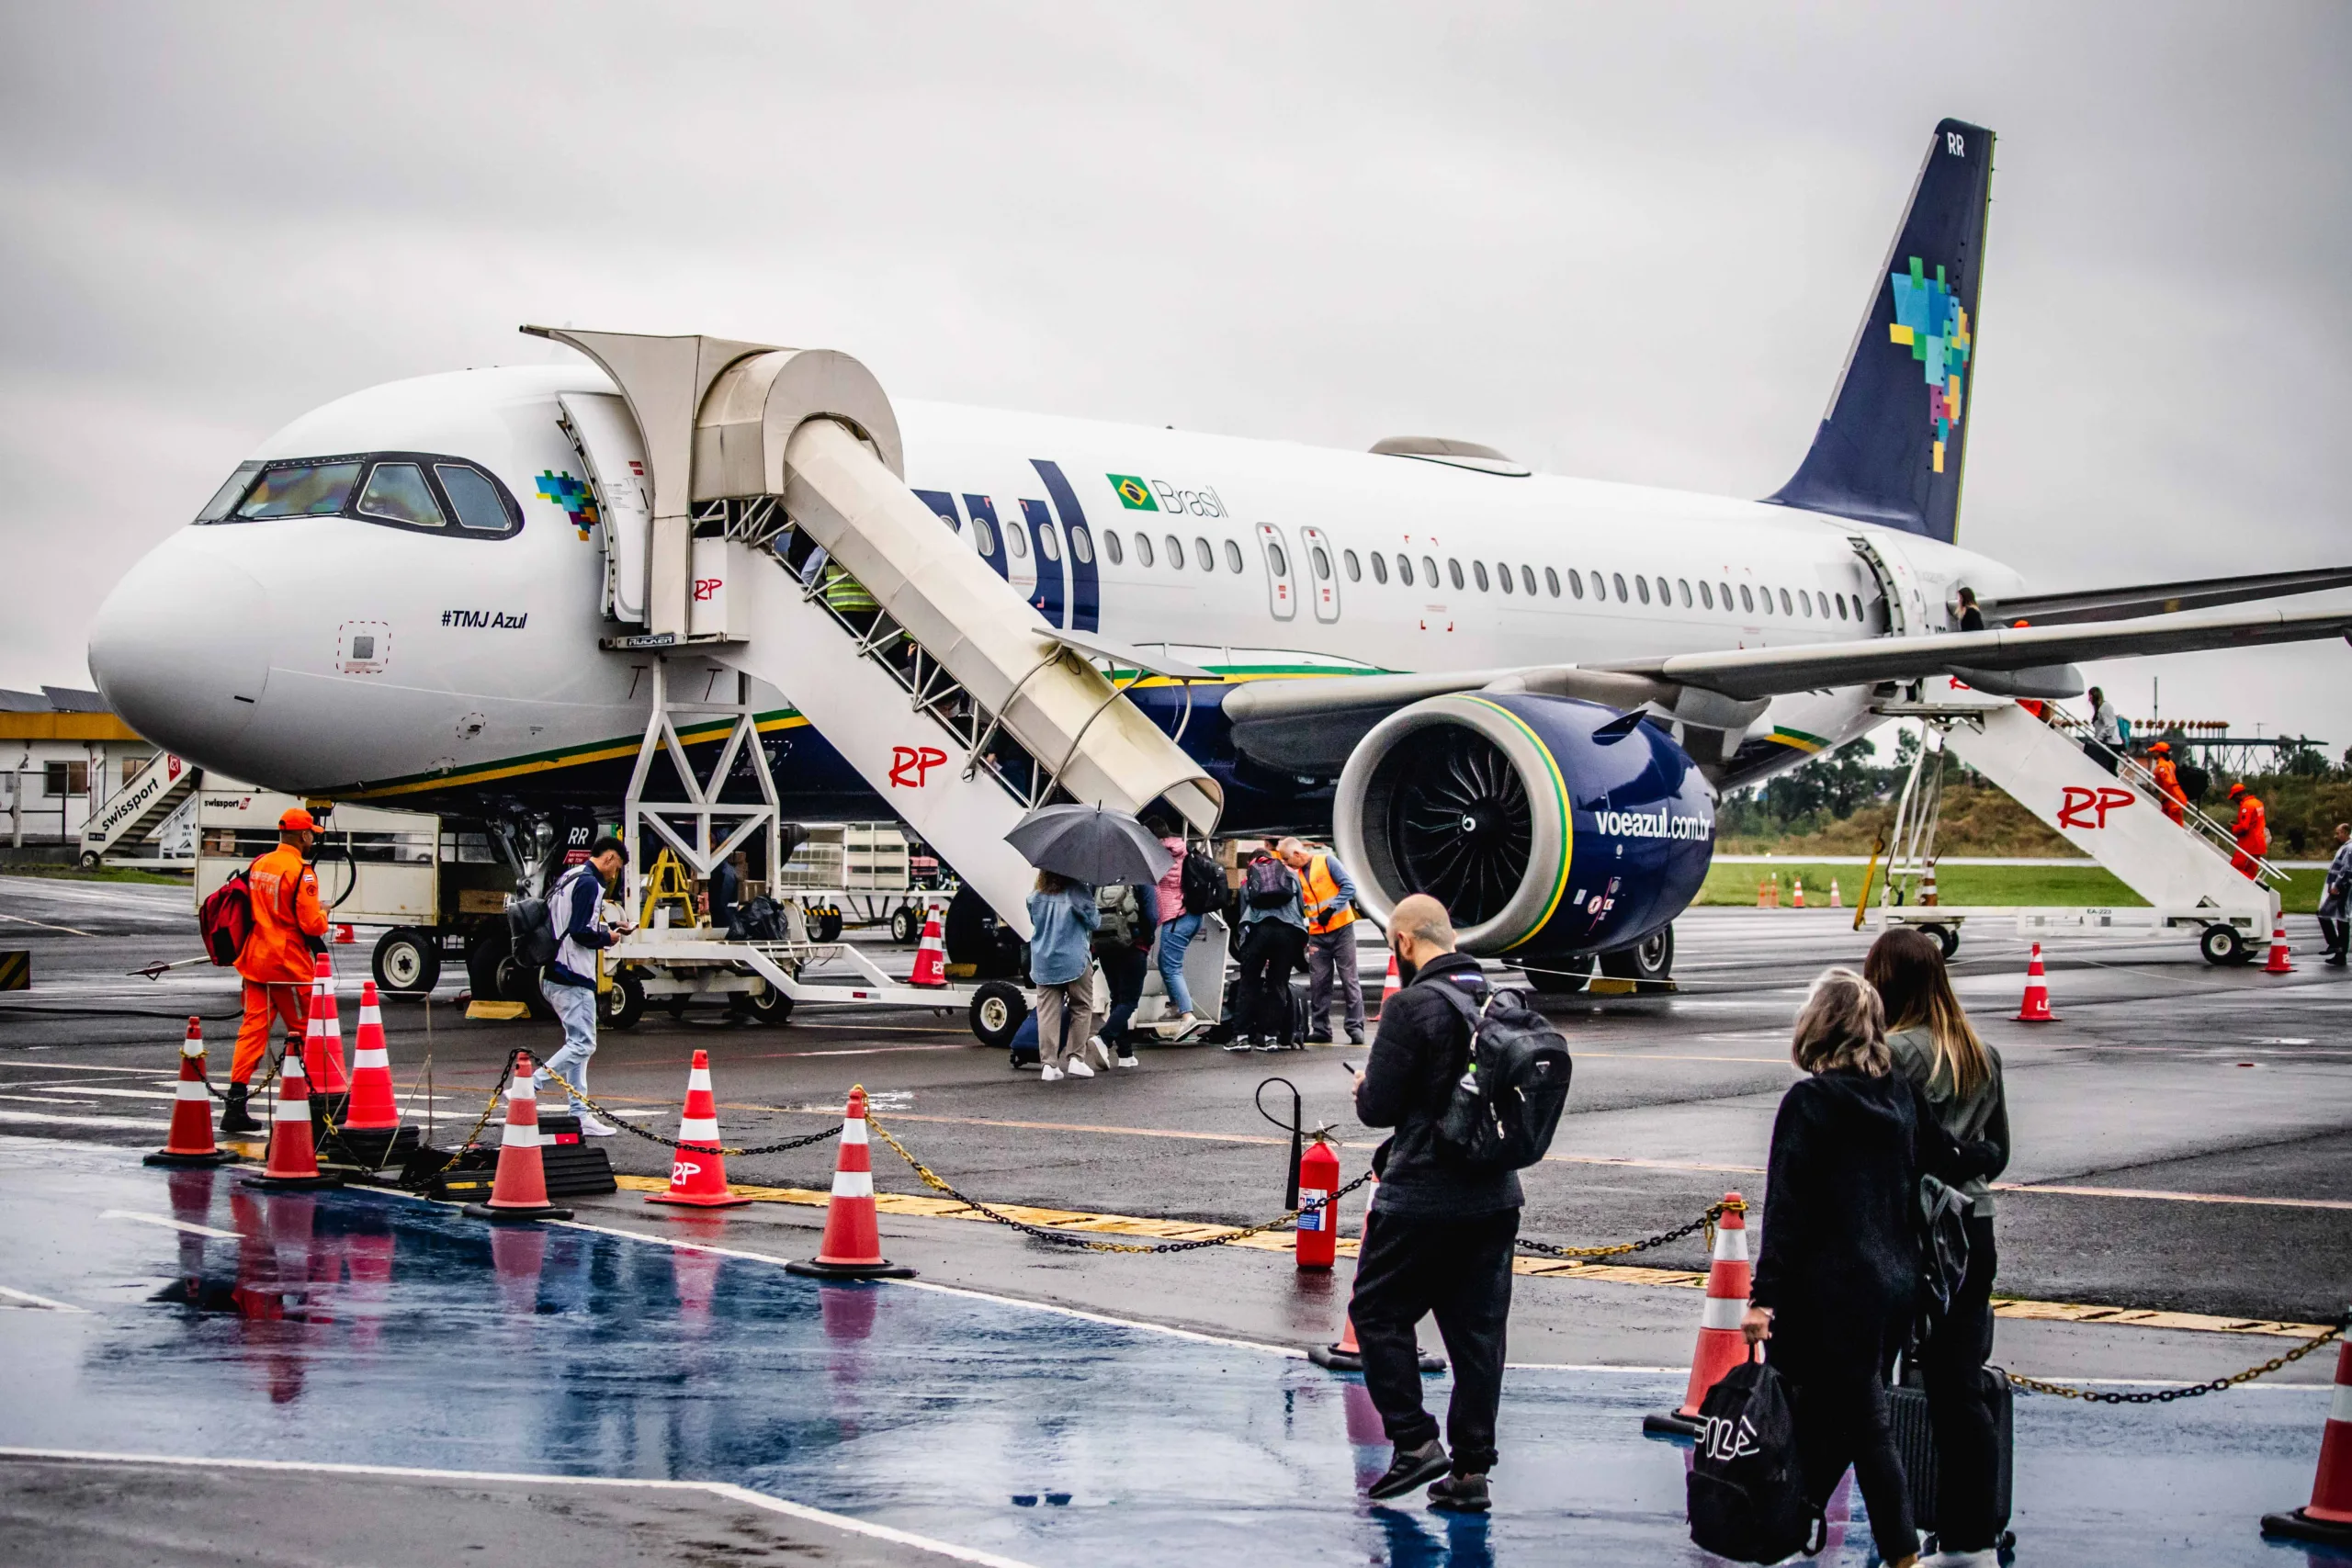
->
[373, 927, 442, 995]
[967, 979, 1028, 1050]
[599, 967, 646, 1030]
[945, 886, 1023, 980]
[1517, 954, 1596, 994]
[2200, 923, 2251, 966]
[1599, 924, 1675, 985]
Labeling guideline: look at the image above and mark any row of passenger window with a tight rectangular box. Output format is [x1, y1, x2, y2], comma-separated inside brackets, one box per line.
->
[1339, 548, 1859, 623]
[195, 453, 522, 537]
[1103, 531, 1248, 574]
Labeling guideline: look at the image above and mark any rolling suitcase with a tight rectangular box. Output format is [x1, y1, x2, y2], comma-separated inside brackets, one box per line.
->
[1889, 1364, 2014, 1549]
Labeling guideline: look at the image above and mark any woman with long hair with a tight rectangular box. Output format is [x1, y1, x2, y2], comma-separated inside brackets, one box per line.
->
[1867, 928, 2012, 1567]
[1025, 868, 1101, 1082]
[1742, 968, 1924, 1568]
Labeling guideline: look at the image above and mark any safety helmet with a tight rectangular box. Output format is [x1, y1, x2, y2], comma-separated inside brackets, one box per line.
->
[278, 807, 323, 833]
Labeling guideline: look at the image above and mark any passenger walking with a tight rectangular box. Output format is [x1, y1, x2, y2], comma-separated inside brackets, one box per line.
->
[1347, 894, 1519, 1513]
[1868, 930, 2012, 1566]
[1227, 840, 1306, 1051]
[2319, 822, 2351, 968]
[1025, 870, 1101, 1081]
[1091, 878, 1157, 1068]
[1284, 837, 1366, 1045]
[1741, 968, 1928, 1568]
[223, 807, 332, 1134]
[2226, 781, 2268, 878]
[2086, 685, 2124, 774]
[1148, 819, 1202, 1034]
[534, 838, 632, 1134]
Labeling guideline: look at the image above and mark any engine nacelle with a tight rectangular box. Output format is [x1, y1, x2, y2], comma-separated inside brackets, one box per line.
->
[1333, 693, 1715, 962]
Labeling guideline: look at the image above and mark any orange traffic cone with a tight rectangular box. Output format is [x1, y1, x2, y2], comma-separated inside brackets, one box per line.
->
[2014, 942, 2059, 1022]
[1645, 1192, 1751, 1437]
[1309, 1174, 1444, 1373]
[463, 1052, 572, 1222]
[1920, 863, 1940, 907]
[1792, 876, 1805, 909]
[1378, 951, 1402, 1011]
[2265, 919, 2294, 975]
[242, 1043, 342, 1190]
[910, 904, 947, 987]
[646, 1049, 751, 1209]
[787, 1087, 914, 1278]
[302, 957, 349, 1099]
[1829, 878, 1842, 908]
[2262, 1315, 2352, 1546]
[147, 1017, 236, 1168]
[342, 982, 401, 1131]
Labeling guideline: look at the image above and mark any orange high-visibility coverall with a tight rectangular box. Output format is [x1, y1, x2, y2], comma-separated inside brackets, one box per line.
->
[2151, 758, 2188, 826]
[2231, 793, 2269, 879]
[232, 843, 329, 1083]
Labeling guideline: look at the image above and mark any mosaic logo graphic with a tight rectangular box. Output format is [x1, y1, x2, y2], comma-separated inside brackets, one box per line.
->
[1106, 473, 1158, 511]
[1887, 256, 1970, 474]
[535, 470, 600, 539]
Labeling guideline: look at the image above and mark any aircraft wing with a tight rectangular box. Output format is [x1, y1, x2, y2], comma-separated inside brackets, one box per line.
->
[1977, 564, 2352, 626]
[1221, 603, 2352, 773]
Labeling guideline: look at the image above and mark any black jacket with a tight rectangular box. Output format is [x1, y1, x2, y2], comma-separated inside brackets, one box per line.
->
[1750, 1066, 1979, 1363]
[1353, 951, 1523, 1218]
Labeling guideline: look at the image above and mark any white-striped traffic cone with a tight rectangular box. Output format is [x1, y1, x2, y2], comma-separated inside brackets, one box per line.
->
[463, 1053, 572, 1223]
[2261, 1313, 2352, 1547]
[646, 1048, 750, 1209]
[146, 1017, 235, 1168]
[1645, 1192, 1750, 1437]
[910, 904, 947, 987]
[787, 1086, 914, 1279]
[2014, 942, 2059, 1022]
[342, 982, 400, 1131]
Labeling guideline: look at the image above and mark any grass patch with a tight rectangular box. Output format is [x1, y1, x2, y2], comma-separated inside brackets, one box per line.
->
[0, 863, 192, 886]
[1703, 861, 2328, 914]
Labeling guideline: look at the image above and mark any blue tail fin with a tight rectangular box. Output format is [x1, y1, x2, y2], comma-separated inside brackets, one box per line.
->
[1767, 118, 1995, 544]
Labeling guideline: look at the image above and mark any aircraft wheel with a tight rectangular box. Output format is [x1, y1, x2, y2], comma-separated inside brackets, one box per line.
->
[1598, 924, 1675, 984]
[890, 905, 920, 943]
[373, 927, 442, 995]
[968, 980, 1028, 1049]
[1518, 954, 1596, 994]
[599, 968, 645, 1030]
[1917, 922, 1961, 959]
[742, 978, 794, 1026]
[2200, 923, 2247, 966]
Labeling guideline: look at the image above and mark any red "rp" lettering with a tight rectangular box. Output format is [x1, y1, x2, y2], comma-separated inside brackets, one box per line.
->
[692, 577, 723, 602]
[888, 745, 949, 788]
[2057, 785, 2137, 830]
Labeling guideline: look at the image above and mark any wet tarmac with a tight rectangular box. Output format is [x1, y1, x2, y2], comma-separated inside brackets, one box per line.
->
[0, 1139, 2337, 1567]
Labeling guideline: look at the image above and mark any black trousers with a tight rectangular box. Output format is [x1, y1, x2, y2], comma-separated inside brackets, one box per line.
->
[1918, 1212, 2002, 1551]
[1350, 1206, 1519, 1474]
[1771, 1316, 1914, 1563]
[1235, 921, 1306, 1042]
[2320, 913, 2347, 957]
[1097, 944, 1148, 1050]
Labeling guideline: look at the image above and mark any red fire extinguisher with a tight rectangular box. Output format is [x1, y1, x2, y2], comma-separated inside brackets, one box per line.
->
[1295, 1134, 1340, 1270]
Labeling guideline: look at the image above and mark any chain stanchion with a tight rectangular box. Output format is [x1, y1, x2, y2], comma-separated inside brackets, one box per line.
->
[532, 1060, 841, 1158]
[2006, 1315, 2346, 1404]
[1515, 1196, 1745, 1263]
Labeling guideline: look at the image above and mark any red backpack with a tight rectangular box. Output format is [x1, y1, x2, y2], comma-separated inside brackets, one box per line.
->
[199, 871, 255, 965]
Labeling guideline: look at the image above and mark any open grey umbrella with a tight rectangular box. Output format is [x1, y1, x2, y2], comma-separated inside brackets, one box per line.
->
[1005, 804, 1172, 886]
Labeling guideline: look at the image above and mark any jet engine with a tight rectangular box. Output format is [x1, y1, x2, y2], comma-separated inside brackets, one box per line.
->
[1332, 693, 1715, 964]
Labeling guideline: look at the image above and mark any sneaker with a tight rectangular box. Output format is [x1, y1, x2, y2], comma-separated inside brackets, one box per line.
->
[1038, 1065, 1066, 1082]
[1159, 1011, 1199, 1036]
[1222, 1039, 1256, 1054]
[575, 1111, 619, 1137]
[1255, 1039, 1292, 1052]
[1920, 1552, 1999, 1568]
[1426, 1472, 1489, 1514]
[1087, 1034, 1114, 1069]
[1347, 1032, 1366, 1046]
[1065, 1057, 1096, 1078]
[1367, 1439, 1451, 1501]
[1305, 1033, 1332, 1045]
[1115, 1054, 1140, 1069]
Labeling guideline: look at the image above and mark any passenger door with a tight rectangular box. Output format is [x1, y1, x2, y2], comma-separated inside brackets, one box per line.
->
[1298, 525, 1340, 623]
[558, 392, 651, 625]
[1257, 524, 1298, 622]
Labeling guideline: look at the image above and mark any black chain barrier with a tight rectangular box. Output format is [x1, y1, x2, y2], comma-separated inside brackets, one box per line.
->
[2006, 1313, 2347, 1404]
[1515, 1198, 1743, 1263]
[526, 1053, 843, 1158]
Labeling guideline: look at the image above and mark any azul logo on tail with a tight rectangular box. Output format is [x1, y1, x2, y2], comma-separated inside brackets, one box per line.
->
[1888, 257, 1970, 474]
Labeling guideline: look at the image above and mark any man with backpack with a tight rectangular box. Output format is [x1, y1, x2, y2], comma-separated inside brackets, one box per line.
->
[1091, 879, 1158, 1067]
[531, 837, 633, 1134]
[222, 807, 333, 1134]
[1227, 841, 1307, 1051]
[1347, 894, 1543, 1513]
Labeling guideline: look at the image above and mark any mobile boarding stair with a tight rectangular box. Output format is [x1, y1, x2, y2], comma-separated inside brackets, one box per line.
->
[1869, 689, 2278, 964]
[78, 751, 197, 869]
[532, 328, 1224, 1041]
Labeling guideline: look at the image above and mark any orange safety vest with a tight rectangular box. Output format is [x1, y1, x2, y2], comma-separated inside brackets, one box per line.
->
[236, 842, 329, 984]
[2233, 795, 2268, 855]
[1301, 853, 1356, 936]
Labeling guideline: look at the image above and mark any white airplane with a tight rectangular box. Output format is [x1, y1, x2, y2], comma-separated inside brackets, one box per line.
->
[88, 118, 2351, 990]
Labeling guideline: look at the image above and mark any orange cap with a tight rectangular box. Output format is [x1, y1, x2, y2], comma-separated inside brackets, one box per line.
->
[279, 807, 323, 833]
[2148, 741, 2168, 754]
[2228, 783, 2247, 797]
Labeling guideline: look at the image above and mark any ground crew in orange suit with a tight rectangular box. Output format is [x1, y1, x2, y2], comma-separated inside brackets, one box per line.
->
[221, 807, 331, 1133]
[2226, 782, 2268, 879]
[2147, 741, 2188, 826]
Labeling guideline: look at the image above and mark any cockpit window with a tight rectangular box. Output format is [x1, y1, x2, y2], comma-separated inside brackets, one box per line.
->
[196, 451, 522, 539]
[237, 460, 365, 518]
[357, 462, 446, 527]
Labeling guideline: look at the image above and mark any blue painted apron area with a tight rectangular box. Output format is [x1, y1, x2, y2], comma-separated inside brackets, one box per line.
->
[0, 1140, 2326, 1568]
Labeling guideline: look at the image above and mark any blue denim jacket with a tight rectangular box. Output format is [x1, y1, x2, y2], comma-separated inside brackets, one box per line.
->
[1025, 885, 1100, 985]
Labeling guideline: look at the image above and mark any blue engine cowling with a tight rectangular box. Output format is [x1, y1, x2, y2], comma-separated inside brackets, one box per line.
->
[1331, 693, 1716, 962]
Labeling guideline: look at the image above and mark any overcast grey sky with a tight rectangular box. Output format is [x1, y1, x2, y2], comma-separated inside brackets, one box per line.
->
[4, 3, 2346, 749]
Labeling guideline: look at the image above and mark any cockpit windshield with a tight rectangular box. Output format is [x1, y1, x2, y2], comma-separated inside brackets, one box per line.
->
[197, 452, 521, 538]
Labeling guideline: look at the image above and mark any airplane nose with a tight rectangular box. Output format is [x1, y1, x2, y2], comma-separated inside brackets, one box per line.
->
[89, 533, 274, 765]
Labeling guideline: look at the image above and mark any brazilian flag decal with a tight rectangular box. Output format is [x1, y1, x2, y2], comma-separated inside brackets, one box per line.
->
[1107, 474, 1157, 511]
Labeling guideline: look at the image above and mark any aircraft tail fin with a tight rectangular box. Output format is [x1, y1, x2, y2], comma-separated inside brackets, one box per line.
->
[1767, 118, 1995, 544]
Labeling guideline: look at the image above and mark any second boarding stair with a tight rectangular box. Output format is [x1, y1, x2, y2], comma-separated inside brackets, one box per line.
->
[79, 751, 196, 865]
[535, 327, 1223, 942]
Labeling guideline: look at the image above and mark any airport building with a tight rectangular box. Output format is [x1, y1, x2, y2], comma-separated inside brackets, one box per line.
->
[0, 687, 172, 861]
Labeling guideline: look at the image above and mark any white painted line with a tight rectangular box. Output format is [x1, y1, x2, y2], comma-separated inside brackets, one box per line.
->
[0, 1286, 89, 1314]
[24, 1086, 182, 1102]
[0, 1063, 162, 1075]
[101, 1209, 241, 1240]
[0, 1448, 1045, 1568]
[0, 1095, 99, 1107]
[0, 1110, 171, 1132]
[0, 910, 94, 937]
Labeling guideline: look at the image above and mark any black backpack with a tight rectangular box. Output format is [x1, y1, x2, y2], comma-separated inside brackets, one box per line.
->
[1687, 1354, 1825, 1563]
[509, 869, 580, 969]
[1431, 983, 1573, 1170]
[1180, 848, 1226, 915]
[1917, 1171, 1973, 1329]
[1242, 855, 1296, 908]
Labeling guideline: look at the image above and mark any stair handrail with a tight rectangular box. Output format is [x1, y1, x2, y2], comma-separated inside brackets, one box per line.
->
[2038, 702, 2285, 885]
